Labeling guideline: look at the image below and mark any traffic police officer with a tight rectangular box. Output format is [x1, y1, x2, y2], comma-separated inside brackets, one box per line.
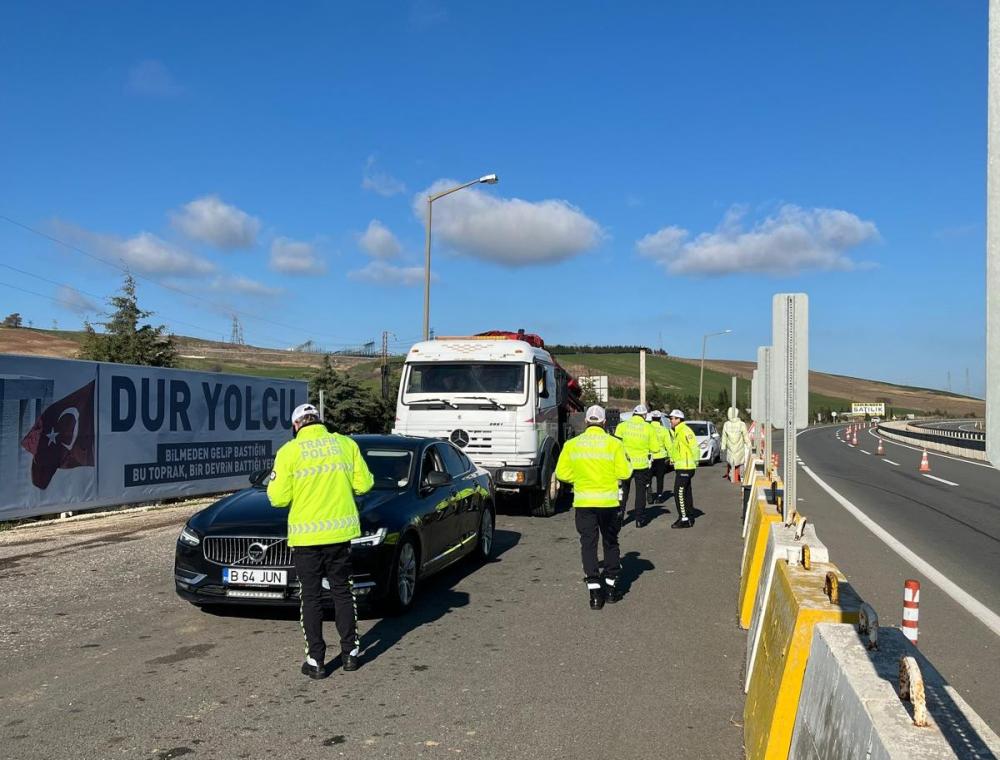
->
[556, 405, 633, 609]
[267, 403, 374, 679]
[647, 410, 670, 503]
[614, 403, 658, 526]
[666, 409, 700, 529]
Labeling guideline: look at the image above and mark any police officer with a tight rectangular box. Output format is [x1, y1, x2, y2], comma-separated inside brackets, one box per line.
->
[614, 404, 658, 527]
[556, 405, 632, 609]
[666, 409, 699, 529]
[267, 403, 374, 679]
[647, 410, 670, 503]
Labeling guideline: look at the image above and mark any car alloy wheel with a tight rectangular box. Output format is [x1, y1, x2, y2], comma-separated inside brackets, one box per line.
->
[477, 507, 495, 559]
[395, 539, 418, 609]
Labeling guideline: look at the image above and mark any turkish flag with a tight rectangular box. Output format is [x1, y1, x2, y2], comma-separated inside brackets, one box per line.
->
[20, 380, 96, 489]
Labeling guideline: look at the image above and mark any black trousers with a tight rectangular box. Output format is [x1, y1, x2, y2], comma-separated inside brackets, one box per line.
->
[620, 468, 650, 520]
[575, 507, 621, 583]
[292, 543, 358, 664]
[674, 469, 696, 520]
[650, 458, 668, 496]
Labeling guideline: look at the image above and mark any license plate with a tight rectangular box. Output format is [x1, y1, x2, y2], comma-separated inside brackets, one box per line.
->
[222, 568, 287, 587]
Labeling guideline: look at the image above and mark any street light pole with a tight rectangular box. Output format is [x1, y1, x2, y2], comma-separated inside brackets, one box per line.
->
[422, 174, 499, 340]
[698, 329, 732, 413]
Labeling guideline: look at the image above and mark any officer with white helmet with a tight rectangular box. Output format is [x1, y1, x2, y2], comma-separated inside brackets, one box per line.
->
[613, 403, 658, 527]
[666, 409, 699, 529]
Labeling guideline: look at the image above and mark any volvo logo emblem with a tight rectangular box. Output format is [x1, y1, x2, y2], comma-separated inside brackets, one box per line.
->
[450, 429, 470, 448]
[247, 542, 268, 563]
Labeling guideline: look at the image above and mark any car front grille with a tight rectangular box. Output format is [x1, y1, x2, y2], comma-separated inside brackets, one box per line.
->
[203, 536, 293, 568]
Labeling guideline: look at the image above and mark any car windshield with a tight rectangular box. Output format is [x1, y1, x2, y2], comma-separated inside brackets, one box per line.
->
[688, 423, 709, 436]
[360, 448, 413, 490]
[405, 363, 526, 395]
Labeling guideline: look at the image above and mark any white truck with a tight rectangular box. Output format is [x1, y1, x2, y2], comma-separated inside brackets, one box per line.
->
[392, 330, 582, 516]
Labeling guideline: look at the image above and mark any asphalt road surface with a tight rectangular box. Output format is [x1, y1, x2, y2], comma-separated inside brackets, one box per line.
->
[0, 469, 747, 760]
[793, 425, 1000, 731]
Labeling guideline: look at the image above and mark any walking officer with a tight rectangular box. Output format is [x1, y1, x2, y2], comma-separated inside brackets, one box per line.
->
[614, 404, 658, 527]
[647, 410, 670, 503]
[267, 403, 374, 679]
[556, 405, 633, 609]
[666, 409, 700, 529]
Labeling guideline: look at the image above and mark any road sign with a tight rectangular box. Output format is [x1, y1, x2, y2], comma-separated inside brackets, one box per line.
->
[771, 293, 809, 524]
[851, 402, 885, 416]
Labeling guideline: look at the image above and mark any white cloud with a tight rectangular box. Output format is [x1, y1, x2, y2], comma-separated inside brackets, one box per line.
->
[55, 286, 99, 315]
[269, 237, 326, 275]
[211, 275, 283, 298]
[359, 219, 402, 259]
[54, 221, 216, 277]
[170, 195, 261, 250]
[362, 155, 406, 197]
[126, 60, 183, 97]
[348, 260, 427, 287]
[412, 180, 603, 266]
[636, 205, 879, 276]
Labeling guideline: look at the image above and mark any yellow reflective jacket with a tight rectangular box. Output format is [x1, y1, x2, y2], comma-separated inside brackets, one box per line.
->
[613, 414, 657, 469]
[555, 426, 633, 508]
[650, 420, 668, 459]
[267, 423, 374, 546]
[668, 421, 700, 470]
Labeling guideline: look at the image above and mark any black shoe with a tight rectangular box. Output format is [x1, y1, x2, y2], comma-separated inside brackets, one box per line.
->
[342, 651, 360, 672]
[604, 581, 621, 604]
[671, 518, 692, 529]
[636, 517, 647, 528]
[301, 659, 327, 680]
[589, 587, 605, 610]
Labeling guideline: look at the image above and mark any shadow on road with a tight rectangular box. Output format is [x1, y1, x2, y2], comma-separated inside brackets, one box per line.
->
[617, 550, 654, 598]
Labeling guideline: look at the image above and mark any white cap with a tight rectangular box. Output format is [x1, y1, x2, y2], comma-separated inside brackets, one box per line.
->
[292, 403, 320, 424]
[585, 404, 606, 423]
[668, 409, 685, 420]
[633, 404, 648, 416]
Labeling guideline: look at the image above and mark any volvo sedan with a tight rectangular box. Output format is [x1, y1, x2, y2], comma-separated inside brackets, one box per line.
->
[174, 434, 495, 612]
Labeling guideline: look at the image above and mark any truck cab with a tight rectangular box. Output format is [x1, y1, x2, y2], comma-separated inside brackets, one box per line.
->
[392, 334, 576, 516]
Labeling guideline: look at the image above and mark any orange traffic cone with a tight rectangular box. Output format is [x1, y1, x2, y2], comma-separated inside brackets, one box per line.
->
[876, 439, 884, 456]
[851, 430, 858, 446]
[919, 449, 931, 473]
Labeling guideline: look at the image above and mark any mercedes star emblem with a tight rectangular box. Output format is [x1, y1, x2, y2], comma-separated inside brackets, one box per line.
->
[450, 429, 470, 448]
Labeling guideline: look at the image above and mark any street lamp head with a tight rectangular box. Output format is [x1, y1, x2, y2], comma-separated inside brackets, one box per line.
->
[479, 174, 499, 184]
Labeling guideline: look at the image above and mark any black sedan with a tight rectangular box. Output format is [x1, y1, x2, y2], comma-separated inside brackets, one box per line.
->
[174, 434, 495, 612]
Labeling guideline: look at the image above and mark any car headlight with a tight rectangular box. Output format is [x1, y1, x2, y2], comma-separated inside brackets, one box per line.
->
[501, 470, 525, 484]
[178, 525, 201, 546]
[351, 527, 387, 547]
[699, 441, 708, 449]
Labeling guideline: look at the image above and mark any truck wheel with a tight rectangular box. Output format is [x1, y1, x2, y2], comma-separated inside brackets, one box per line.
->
[529, 470, 558, 517]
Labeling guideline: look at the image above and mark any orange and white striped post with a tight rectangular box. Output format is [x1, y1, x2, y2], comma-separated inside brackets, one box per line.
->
[903, 579, 920, 645]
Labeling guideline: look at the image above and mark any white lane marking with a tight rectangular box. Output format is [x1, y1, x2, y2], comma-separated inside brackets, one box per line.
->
[923, 474, 959, 487]
[800, 463, 1000, 638]
[860, 450, 871, 456]
[864, 428, 993, 469]
[883, 459, 899, 466]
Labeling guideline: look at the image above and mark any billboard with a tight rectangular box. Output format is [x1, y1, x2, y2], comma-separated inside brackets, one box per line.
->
[1, 355, 307, 520]
[851, 402, 886, 416]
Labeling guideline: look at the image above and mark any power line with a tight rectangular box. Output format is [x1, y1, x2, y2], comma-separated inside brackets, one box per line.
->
[0, 214, 369, 346]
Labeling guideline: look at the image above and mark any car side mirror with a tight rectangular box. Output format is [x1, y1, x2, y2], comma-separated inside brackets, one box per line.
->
[712, 433, 720, 439]
[249, 468, 270, 488]
[423, 470, 452, 489]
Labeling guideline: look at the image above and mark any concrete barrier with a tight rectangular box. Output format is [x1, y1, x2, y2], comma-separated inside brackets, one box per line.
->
[744, 520, 830, 692]
[877, 423, 988, 461]
[790, 623, 1000, 759]
[739, 485, 783, 628]
[744, 560, 863, 760]
[742, 474, 772, 540]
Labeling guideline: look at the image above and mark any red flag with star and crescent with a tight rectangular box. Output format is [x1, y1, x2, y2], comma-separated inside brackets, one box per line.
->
[20, 380, 96, 489]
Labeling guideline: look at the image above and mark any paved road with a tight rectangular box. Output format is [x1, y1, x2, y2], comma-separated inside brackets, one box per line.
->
[793, 425, 1000, 730]
[0, 469, 747, 760]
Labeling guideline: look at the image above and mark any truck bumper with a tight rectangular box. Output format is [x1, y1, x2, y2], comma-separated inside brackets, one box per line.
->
[483, 464, 541, 492]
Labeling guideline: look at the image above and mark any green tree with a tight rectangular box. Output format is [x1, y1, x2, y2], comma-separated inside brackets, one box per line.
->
[79, 274, 176, 366]
[2, 312, 23, 328]
[310, 355, 387, 434]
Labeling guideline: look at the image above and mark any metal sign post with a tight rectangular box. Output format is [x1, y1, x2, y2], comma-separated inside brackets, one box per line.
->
[757, 346, 772, 473]
[770, 294, 809, 524]
[989, 0, 999, 469]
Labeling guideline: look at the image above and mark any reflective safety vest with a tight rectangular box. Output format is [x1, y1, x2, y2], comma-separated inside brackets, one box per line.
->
[650, 421, 668, 460]
[613, 415, 657, 470]
[555, 426, 633, 508]
[267, 423, 374, 546]
[668, 421, 700, 470]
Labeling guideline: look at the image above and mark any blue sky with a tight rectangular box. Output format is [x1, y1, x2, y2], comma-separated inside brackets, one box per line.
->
[0, 2, 987, 395]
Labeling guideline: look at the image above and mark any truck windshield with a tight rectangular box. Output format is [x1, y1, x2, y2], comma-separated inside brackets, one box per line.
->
[405, 363, 526, 395]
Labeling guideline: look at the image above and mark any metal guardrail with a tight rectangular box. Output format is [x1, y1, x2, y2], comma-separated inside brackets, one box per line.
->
[912, 421, 986, 442]
[876, 423, 986, 451]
